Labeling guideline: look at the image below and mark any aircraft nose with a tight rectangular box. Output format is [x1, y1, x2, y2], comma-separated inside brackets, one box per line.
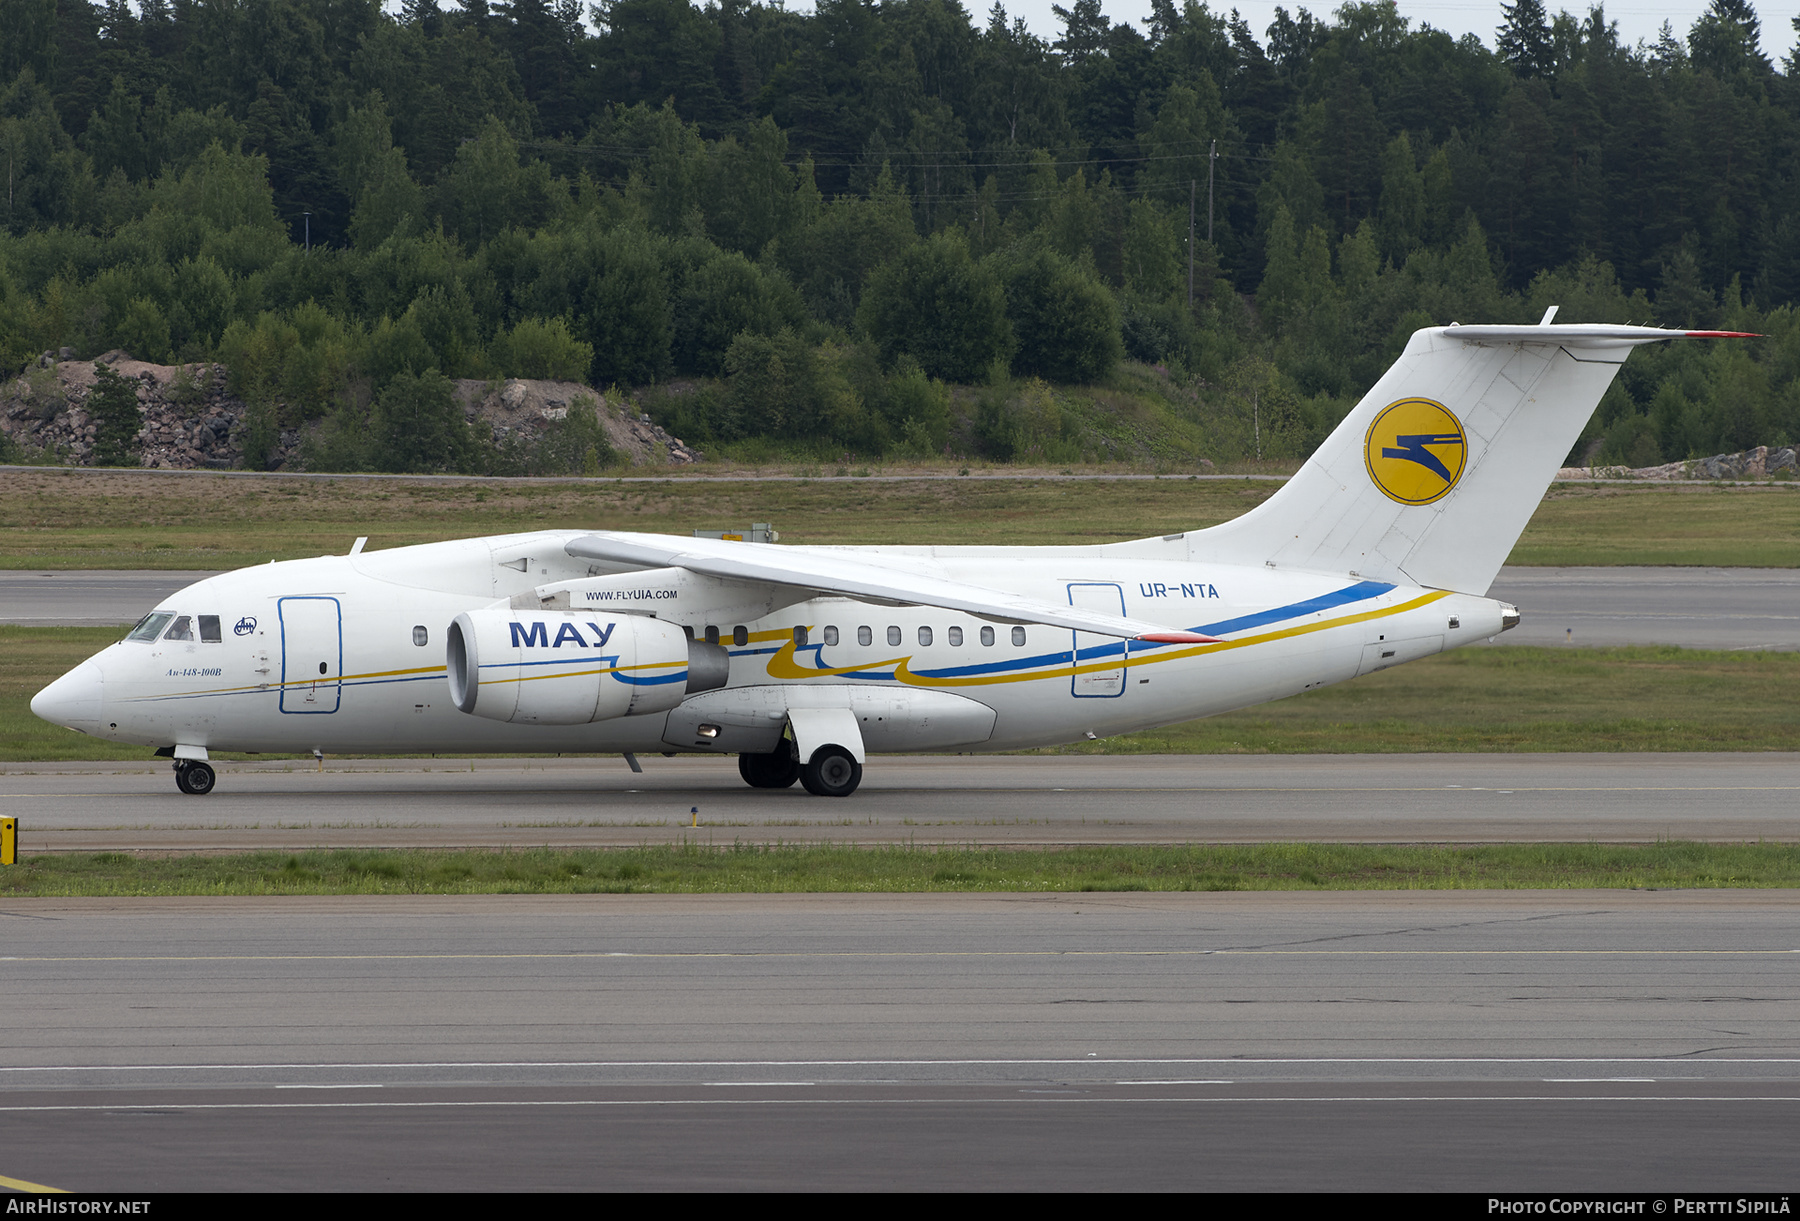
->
[32, 660, 105, 734]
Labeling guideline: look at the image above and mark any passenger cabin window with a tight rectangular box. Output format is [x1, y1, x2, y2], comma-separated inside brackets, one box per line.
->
[127, 612, 174, 642]
[918, 626, 932, 646]
[793, 626, 808, 647]
[858, 626, 872, 647]
[948, 626, 963, 647]
[705, 626, 720, 645]
[1012, 626, 1027, 646]
[198, 615, 222, 643]
[163, 616, 194, 641]
[732, 626, 748, 647]
[823, 626, 839, 646]
[887, 626, 902, 646]
[981, 626, 995, 647]
[413, 626, 429, 647]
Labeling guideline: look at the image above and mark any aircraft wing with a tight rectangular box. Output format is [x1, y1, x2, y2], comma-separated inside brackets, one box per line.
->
[563, 533, 1217, 643]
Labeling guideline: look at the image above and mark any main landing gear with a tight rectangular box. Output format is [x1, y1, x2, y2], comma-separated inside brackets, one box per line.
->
[738, 746, 800, 789]
[738, 743, 863, 796]
[174, 760, 216, 796]
[799, 745, 861, 798]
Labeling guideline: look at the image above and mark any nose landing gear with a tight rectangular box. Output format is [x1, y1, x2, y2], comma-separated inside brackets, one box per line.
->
[174, 760, 216, 796]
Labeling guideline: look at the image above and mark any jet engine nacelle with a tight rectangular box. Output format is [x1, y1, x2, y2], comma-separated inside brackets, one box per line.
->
[447, 609, 726, 724]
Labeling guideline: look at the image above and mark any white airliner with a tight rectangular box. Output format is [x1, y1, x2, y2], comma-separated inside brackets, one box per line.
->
[32, 318, 1750, 797]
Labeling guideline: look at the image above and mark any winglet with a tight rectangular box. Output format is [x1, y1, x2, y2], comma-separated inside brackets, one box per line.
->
[1136, 631, 1223, 644]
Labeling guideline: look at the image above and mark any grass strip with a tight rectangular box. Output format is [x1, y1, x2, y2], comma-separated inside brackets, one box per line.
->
[4, 843, 1798, 897]
[1039, 644, 1800, 754]
[2, 470, 1797, 569]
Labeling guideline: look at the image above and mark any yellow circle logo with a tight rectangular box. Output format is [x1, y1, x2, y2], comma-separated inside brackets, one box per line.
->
[1364, 398, 1467, 505]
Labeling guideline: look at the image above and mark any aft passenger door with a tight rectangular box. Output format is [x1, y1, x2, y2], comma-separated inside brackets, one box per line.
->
[278, 596, 342, 713]
[1067, 582, 1127, 698]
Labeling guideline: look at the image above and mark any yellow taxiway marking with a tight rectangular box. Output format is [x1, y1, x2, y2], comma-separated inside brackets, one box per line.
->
[0, 1172, 67, 1193]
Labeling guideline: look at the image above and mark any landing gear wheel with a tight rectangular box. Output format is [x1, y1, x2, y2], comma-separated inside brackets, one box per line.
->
[799, 745, 862, 798]
[174, 761, 215, 796]
[738, 747, 800, 789]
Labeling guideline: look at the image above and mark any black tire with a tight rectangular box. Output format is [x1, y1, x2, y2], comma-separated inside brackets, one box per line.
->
[738, 748, 799, 789]
[799, 745, 862, 797]
[175, 761, 216, 796]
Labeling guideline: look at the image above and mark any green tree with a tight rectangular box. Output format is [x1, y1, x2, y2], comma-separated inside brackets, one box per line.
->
[0, 69, 94, 235]
[1376, 133, 1425, 262]
[1121, 200, 1180, 297]
[435, 117, 555, 248]
[991, 245, 1122, 384]
[492, 315, 593, 380]
[115, 297, 171, 363]
[789, 168, 919, 330]
[859, 231, 1011, 382]
[1136, 78, 1228, 200]
[723, 329, 861, 443]
[670, 249, 799, 377]
[370, 369, 473, 473]
[148, 140, 283, 235]
[87, 362, 142, 467]
[1497, 0, 1555, 78]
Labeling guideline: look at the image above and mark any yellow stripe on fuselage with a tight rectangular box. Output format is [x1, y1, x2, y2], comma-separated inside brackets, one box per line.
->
[764, 591, 1451, 689]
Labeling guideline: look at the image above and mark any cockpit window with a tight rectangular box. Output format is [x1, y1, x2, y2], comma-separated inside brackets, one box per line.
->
[127, 612, 174, 642]
[198, 615, 222, 643]
[163, 616, 194, 641]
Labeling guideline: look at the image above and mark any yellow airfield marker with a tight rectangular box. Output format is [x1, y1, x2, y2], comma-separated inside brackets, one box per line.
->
[0, 1171, 67, 1193]
[1, 817, 16, 866]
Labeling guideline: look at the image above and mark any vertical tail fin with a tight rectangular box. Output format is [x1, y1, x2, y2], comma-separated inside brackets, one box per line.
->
[1189, 323, 1753, 595]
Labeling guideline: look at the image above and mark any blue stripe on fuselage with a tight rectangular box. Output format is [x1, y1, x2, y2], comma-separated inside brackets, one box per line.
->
[1191, 580, 1395, 638]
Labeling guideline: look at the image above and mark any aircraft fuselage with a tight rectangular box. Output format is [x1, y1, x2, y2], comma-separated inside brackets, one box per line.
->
[41, 529, 1508, 759]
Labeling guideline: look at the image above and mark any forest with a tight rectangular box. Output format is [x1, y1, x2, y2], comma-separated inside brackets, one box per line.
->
[1, 0, 1797, 472]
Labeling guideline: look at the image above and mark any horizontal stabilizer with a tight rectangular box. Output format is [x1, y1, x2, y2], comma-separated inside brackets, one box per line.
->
[1442, 323, 1761, 348]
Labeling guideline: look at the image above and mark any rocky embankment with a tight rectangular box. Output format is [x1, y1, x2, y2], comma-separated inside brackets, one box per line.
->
[1557, 445, 1798, 482]
[1, 351, 700, 471]
[2, 350, 257, 468]
[452, 377, 702, 466]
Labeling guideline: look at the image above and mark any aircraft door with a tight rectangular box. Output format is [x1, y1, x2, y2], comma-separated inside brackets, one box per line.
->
[278, 596, 343, 713]
[1067, 582, 1127, 698]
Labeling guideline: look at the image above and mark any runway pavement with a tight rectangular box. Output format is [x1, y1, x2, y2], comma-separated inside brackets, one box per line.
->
[0, 891, 1794, 1191]
[1486, 566, 1800, 651]
[7, 566, 1798, 649]
[4, 752, 1797, 850]
[0, 570, 217, 627]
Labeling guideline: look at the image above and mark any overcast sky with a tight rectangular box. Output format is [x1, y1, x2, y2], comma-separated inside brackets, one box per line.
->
[861, 0, 1800, 71]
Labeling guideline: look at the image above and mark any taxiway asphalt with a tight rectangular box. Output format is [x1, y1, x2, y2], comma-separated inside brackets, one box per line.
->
[4, 752, 1796, 851]
[1, 891, 1794, 1191]
[1485, 566, 1800, 651]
